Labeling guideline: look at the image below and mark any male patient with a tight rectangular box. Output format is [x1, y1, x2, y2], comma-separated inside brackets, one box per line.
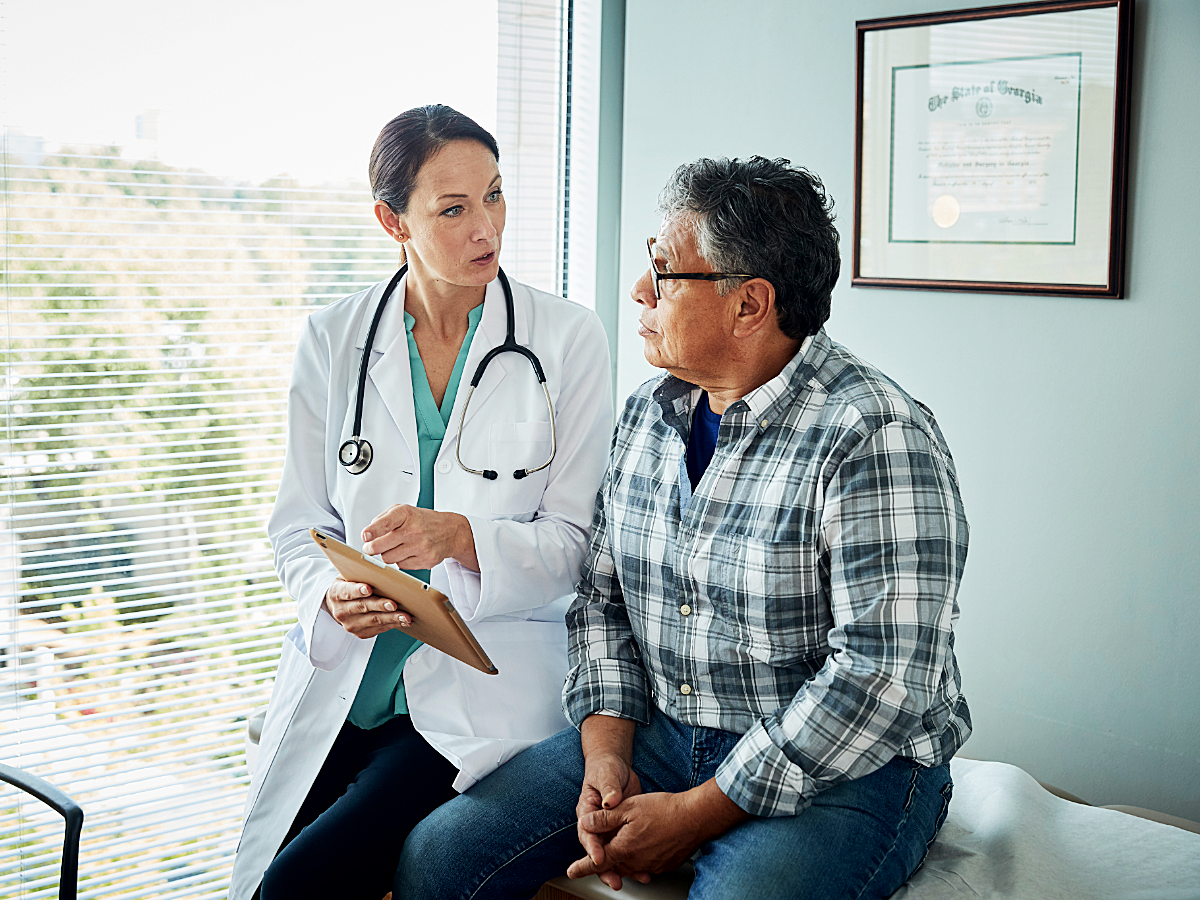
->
[395, 157, 971, 900]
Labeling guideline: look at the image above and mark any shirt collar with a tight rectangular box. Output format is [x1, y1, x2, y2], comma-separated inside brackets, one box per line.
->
[652, 329, 830, 436]
[735, 330, 820, 421]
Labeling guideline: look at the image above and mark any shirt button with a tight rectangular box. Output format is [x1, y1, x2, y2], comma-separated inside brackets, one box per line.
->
[437, 461, 451, 474]
[680, 604, 692, 616]
[760, 418, 769, 427]
[679, 684, 692, 695]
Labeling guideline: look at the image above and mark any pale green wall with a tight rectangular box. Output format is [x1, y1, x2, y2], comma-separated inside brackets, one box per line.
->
[606, 0, 1200, 819]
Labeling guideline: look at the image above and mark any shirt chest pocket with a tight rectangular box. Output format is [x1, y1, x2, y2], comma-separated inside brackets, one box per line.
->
[703, 532, 830, 666]
[486, 421, 553, 517]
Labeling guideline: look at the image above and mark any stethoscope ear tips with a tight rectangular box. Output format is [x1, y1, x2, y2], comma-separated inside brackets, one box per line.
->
[339, 437, 373, 475]
[482, 470, 498, 481]
[513, 469, 528, 480]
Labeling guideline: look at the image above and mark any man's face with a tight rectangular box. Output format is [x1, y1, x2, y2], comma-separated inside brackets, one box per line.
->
[632, 216, 735, 381]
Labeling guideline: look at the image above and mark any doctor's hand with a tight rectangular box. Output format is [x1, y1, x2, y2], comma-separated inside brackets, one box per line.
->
[323, 577, 412, 639]
[361, 505, 479, 572]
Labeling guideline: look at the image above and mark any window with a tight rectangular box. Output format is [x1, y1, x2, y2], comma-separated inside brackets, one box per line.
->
[0, 2, 573, 896]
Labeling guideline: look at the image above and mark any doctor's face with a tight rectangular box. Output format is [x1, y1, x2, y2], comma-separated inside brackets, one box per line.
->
[398, 140, 506, 288]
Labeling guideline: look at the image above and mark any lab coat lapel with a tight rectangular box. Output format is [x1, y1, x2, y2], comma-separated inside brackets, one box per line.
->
[441, 277, 514, 446]
[359, 273, 419, 464]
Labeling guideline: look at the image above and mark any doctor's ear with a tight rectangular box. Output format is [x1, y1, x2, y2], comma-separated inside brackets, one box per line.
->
[374, 200, 407, 243]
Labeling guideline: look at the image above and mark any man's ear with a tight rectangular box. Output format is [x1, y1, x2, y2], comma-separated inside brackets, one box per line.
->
[732, 279, 776, 339]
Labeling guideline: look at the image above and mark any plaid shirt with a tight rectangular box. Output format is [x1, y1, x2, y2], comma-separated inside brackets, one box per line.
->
[562, 329, 971, 818]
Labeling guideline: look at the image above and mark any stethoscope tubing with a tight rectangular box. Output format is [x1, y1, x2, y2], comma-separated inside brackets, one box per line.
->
[341, 265, 555, 479]
[351, 266, 407, 440]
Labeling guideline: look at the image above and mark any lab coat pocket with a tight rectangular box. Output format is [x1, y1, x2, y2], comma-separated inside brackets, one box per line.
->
[255, 629, 316, 770]
[408, 619, 571, 789]
[486, 421, 553, 516]
[460, 619, 570, 742]
[244, 705, 268, 776]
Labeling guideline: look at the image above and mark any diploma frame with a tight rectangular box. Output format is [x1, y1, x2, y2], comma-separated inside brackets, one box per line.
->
[853, 0, 1133, 297]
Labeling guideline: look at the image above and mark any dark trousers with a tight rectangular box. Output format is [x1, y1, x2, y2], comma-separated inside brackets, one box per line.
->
[260, 714, 457, 900]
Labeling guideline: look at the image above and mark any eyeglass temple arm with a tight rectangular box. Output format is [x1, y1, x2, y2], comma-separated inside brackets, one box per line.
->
[661, 272, 757, 281]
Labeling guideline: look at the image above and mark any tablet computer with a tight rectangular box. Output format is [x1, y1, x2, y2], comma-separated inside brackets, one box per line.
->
[310, 528, 498, 675]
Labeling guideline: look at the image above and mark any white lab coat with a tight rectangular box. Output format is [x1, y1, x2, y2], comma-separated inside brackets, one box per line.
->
[229, 273, 612, 900]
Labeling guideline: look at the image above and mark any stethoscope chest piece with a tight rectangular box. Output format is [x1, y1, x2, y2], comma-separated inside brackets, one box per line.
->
[339, 437, 372, 475]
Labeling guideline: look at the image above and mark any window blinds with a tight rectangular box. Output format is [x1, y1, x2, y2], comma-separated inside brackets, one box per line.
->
[0, 7, 568, 899]
[497, 0, 568, 296]
[0, 154, 397, 899]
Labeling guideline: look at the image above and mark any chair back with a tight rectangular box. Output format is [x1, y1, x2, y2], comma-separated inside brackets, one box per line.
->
[0, 762, 84, 900]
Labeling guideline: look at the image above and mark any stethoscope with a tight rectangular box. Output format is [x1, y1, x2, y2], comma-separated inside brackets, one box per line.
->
[338, 264, 556, 480]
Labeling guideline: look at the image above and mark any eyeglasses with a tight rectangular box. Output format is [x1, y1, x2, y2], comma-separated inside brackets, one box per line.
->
[645, 237, 757, 300]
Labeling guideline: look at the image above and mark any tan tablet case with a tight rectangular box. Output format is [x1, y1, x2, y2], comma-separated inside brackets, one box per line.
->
[310, 528, 498, 675]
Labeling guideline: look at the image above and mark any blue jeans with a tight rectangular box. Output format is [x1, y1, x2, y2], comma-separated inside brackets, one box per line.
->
[395, 710, 953, 900]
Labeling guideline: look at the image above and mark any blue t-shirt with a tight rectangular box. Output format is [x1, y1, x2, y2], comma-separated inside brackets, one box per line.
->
[686, 392, 722, 490]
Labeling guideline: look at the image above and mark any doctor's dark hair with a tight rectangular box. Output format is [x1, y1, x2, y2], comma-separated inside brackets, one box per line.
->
[658, 157, 840, 339]
[369, 105, 500, 214]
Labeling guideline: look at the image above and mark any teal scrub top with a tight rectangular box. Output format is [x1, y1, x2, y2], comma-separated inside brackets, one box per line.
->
[346, 302, 484, 730]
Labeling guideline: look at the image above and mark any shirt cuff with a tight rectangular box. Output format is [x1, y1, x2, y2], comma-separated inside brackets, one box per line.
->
[562, 659, 652, 728]
[714, 718, 819, 818]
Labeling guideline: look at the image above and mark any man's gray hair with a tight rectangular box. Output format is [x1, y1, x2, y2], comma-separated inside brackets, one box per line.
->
[657, 157, 840, 339]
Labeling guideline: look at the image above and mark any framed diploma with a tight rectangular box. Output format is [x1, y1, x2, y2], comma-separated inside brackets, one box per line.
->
[853, 0, 1133, 297]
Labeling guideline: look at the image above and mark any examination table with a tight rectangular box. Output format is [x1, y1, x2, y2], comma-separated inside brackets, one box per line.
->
[534, 758, 1200, 900]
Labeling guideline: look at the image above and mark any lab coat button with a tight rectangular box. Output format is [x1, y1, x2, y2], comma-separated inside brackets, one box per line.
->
[437, 461, 451, 474]
[679, 683, 692, 695]
[680, 604, 692, 616]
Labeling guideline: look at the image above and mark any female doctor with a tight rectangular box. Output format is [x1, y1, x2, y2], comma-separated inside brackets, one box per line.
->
[229, 105, 612, 900]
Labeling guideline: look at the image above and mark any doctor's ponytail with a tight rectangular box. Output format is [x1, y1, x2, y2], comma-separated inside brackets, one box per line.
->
[369, 105, 500, 215]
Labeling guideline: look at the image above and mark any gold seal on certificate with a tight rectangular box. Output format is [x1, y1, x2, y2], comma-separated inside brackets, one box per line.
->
[931, 194, 960, 229]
